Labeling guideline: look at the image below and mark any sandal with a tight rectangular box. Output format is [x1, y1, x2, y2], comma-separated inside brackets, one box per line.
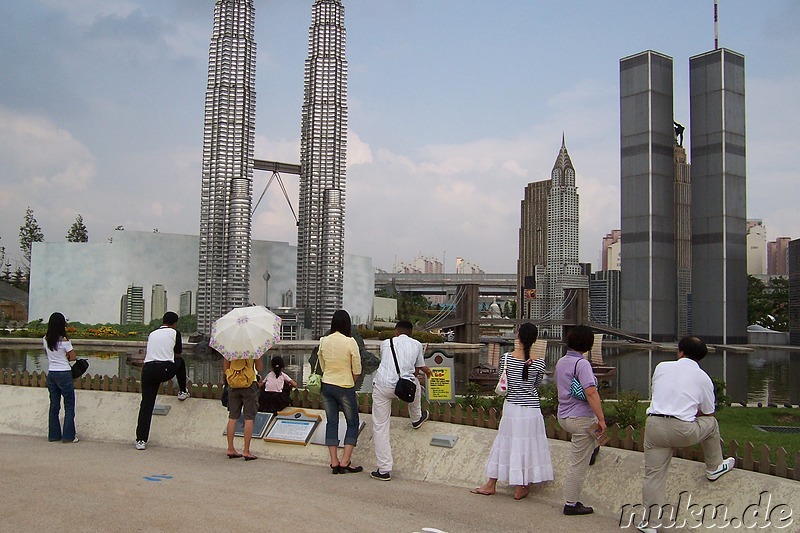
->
[339, 462, 363, 473]
[330, 464, 340, 475]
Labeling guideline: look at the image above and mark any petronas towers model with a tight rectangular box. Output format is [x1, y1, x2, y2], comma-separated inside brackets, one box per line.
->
[197, 0, 256, 334]
[297, 0, 348, 337]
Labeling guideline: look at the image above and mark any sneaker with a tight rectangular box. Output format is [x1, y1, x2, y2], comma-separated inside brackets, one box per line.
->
[412, 410, 429, 429]
[636, 522, 658, 533]
[563, 502, 593, 515]
[706, 457, 735, 481]
[370, 470, 391, 481]
[177, 390, 191, 401]
[71, 436, 79, 443]
[135, 440, 146, 451]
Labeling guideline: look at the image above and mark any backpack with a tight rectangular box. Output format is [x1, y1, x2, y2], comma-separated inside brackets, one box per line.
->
[225, 359, 255, 389]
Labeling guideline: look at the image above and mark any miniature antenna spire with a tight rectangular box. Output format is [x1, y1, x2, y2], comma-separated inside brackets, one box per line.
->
[714, 0, 719, 49]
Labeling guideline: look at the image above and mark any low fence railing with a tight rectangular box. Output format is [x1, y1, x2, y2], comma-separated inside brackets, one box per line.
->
[3, 369, 798, 481]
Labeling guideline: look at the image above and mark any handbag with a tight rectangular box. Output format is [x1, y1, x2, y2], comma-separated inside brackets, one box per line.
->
[307, 356, 322, 396]
[71, 359, 89, 379]
[221, 384, 229, 407]
[569, 358, 587, 401]
[390, 338, 416, 403]
[494, 354, 508, 396]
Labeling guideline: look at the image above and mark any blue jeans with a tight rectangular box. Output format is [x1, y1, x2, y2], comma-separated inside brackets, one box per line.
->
[47, 370, 76, 442]
[322, 383, 360, 446]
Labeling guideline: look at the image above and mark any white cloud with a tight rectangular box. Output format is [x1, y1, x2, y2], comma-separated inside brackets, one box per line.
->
[0, 107, 95, 192]
[347, 131, 373, 166]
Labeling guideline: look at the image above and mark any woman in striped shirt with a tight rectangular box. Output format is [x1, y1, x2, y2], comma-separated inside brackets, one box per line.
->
[471, 322, 553, 500]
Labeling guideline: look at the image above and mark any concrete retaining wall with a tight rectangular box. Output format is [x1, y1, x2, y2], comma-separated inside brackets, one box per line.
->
[2, 384, 797, 526]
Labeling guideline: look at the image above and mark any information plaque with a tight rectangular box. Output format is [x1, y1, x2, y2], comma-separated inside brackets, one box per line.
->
[223, 412, 274, 439]
[424, 349, 454, 402]
[264, 409, 321, 445]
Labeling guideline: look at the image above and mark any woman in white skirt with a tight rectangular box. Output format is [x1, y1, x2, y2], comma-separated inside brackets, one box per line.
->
[471, 322, 553, 500]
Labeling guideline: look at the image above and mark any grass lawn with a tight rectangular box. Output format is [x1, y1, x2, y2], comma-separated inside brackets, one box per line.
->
[611, 403, 800, 468]
[715, 407, 800, 467]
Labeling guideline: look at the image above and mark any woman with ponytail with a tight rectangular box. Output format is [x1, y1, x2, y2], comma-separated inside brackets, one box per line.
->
[471, 322, 553, 500]
[43, 312, 79, 443]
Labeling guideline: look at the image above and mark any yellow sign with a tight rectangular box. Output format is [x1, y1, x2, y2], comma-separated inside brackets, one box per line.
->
[427, 367, 453, 402]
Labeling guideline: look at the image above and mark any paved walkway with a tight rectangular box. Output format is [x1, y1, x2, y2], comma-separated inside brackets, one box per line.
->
[2, 434, 621, 532]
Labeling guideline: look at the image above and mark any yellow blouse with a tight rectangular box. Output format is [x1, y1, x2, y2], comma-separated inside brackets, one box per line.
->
[318, 332, 362, 388]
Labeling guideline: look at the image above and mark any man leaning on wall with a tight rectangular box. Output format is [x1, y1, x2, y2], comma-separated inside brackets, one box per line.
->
[637, 336, 735, 533]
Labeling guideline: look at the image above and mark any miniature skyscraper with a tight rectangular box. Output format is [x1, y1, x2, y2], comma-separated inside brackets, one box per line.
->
[297, 0, 348, 337]
[197, 0, 257, 334]
[689, 48, 747, 344]
[619, 51, 677, 342]
[532, 138, 585, 338]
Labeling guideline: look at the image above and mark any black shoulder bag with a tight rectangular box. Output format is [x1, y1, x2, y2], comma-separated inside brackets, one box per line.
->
[390, 338, 417, 403]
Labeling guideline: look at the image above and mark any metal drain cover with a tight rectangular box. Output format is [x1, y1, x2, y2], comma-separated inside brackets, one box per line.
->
[754, 425, 800, 433]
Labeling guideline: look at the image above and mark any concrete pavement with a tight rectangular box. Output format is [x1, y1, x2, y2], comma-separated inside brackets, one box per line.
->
[1, 434, 620, 533]
[2, 384, 798, 532]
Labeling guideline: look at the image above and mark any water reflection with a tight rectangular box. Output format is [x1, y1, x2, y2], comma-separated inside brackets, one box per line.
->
[1, 344, 796, 404]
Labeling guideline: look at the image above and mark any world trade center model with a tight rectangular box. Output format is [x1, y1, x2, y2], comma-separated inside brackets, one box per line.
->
[620, 48, 747, 344]
[296, 0, 348, 338]
[196, 0, 257, 334]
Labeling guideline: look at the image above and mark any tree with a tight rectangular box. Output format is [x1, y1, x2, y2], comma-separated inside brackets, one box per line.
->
[747, 275, 788, 331]
[13, 267, 26, 290]
[19, 206, 44, 271]
[66, 214, 88, 242]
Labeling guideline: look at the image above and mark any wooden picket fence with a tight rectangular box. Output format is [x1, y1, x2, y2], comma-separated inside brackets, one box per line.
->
[3, 369, 798, 481]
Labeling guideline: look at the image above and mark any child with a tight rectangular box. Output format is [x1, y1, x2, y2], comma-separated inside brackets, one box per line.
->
[258, 355, 297, 413]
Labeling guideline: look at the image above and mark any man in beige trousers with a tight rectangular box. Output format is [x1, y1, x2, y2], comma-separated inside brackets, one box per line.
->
[637, 336, 735, 533]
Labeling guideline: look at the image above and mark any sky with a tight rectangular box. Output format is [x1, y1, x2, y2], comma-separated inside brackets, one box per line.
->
[0, 0, 798, 274]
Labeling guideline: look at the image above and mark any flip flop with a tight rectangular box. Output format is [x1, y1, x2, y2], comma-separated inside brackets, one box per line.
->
[470, 488, 494, 496]
[243, 455, 258, 461]
[227, 452, 243, 459]
[514, 487, 530, 501]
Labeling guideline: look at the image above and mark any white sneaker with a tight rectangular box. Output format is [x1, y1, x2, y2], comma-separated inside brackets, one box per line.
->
[135, 440, 146, 450]
[706, 457, 735, 481]
[636, 522, 657, 533]
[177, 390, 190, 401]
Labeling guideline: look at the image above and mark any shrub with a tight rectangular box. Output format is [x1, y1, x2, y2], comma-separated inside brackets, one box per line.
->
[357, 328, 379, 339]
[612, 390, 642, 428]
[413, 331, 446, 343]
[712, 377, 729, 410]
[458, 383, 504, 411]
[538, 383, 558, 417]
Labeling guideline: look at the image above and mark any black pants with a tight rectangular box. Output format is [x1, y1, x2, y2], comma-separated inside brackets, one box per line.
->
[135, 358, 187, 442]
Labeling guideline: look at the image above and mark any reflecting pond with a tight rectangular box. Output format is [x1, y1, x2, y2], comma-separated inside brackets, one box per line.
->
[1, 342, 797, 404]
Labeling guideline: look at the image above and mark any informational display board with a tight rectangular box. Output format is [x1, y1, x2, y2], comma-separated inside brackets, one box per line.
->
[424, 349, 454, 402]
[223, 412, 274, 439]
[264, 409, 321, 445]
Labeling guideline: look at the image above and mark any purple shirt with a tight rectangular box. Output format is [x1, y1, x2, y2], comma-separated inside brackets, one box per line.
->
[555, 350, 597, 418]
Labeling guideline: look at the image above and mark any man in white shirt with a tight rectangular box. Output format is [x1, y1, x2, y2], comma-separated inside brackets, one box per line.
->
[370, 320, 432, 481]
[638, 336, 735, 533]
[135, 311, 190, 450]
